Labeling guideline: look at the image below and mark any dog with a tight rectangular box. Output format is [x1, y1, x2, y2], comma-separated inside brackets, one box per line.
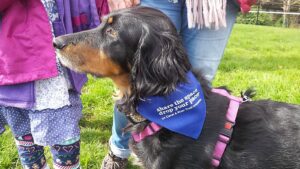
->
[54, 6, 300, 169]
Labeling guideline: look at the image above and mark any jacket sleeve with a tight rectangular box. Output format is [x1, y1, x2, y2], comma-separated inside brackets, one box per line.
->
[0, 0, 16, 12]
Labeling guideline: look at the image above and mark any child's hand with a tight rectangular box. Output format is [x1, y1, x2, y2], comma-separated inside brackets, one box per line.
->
[108, 0, 140, 12]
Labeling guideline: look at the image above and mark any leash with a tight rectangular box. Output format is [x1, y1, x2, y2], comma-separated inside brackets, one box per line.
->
[131, 88, 244, 168]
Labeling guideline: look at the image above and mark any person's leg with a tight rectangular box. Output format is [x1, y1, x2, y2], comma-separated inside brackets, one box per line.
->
[110, 106, 131, 158]
[181, 1, 239, 83]
[15, 134, 49, 169]
[51, 137, 81, 169]
[140, 0, 183, 30]
[1, 106, 49, 169]
[101, 107, 131, 169]
[102, 1, 184, 169]
[0, 112, 6, 134]
[28, 90, 82, 169]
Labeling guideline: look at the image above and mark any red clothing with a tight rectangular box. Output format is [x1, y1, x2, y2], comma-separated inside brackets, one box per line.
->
[237, 0, 257, 13]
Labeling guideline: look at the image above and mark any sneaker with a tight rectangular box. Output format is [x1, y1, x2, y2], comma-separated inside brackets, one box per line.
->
[101, 151, 128, 169]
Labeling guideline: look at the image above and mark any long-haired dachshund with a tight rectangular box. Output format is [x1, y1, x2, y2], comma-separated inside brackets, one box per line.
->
[54, 7, 300, 169]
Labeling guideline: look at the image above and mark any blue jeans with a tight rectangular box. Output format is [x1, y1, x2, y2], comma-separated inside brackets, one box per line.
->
[109, 0, 239, 158]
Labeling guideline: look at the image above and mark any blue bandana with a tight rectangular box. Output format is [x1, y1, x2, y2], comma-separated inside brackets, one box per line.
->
[137, 71, 206, 139]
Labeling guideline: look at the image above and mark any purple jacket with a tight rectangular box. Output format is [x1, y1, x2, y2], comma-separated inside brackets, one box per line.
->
[0, 0, 108, 108]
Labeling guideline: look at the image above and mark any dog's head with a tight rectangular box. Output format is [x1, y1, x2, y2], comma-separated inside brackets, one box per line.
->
[54, 6, 191, 113]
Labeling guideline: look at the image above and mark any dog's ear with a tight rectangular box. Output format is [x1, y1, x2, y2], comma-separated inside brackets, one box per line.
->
[130, 24, 191, 99]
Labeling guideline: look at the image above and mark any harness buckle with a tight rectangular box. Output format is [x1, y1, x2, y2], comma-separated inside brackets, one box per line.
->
[220, 121, 234, 138]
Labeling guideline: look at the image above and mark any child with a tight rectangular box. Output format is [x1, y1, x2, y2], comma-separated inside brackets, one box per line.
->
[0, 0, 105, 168]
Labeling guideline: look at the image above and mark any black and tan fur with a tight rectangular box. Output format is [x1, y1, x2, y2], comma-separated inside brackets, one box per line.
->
[54, 7, 300, 169]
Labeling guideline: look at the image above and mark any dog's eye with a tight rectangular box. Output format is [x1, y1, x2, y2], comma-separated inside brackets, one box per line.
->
[106, 28, 113, 34]
[106, 28, 117, 37]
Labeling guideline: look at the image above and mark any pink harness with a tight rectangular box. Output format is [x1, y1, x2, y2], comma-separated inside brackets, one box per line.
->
[132, 122, 162, 142]
[210, 88, 243, 167]
[131, 88, 243, 168]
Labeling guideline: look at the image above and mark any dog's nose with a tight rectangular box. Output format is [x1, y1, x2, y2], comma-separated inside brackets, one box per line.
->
[53, 39, 67, 49]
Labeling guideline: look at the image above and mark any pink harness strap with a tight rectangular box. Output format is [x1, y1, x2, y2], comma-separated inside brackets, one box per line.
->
[211, 88, 243, 167]
[132, 122, 162, 142]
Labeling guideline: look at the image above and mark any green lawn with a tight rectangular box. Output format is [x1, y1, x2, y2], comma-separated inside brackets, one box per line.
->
[0, 24, 299, 169]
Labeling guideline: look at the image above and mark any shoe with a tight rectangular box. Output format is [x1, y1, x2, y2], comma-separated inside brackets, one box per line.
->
[101, 150, 128, 169]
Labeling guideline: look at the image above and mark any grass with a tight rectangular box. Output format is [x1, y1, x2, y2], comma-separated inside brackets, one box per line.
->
[215, 24, 300, 103]
[0, 24, 299, 169]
